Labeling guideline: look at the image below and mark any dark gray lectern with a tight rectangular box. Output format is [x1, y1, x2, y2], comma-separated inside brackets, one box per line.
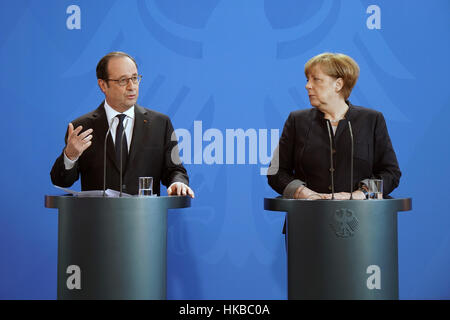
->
[45, 195, 190, 300]
[264, 198, 411, 300]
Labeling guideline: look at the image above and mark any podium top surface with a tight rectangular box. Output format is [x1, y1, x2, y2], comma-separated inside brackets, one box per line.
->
[45, 194, 191, 210]
[264, 197, 412, 213]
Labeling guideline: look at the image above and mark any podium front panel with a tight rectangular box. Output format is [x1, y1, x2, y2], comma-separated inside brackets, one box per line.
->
[46, 195, 190, 300]
[265, 198, 411, 300]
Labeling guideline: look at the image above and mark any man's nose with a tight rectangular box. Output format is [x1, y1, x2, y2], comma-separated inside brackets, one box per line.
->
[126, 78, 136, 89]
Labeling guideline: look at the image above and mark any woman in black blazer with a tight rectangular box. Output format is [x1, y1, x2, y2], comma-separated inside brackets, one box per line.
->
[268, 53, 401, 200]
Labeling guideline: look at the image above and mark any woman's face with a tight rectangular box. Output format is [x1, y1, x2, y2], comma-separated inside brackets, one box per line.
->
[305, 64, 342, 108]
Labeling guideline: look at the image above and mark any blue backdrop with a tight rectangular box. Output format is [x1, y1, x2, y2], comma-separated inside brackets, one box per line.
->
[0, 0, 449, 299]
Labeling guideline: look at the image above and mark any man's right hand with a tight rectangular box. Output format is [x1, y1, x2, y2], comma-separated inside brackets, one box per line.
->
[64, 123, 93, 160]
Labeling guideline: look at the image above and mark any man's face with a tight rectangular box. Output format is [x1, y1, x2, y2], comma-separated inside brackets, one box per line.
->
[98, 56, 139, 112]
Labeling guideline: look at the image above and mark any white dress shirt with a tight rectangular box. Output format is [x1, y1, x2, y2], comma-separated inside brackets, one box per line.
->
[103, 100, 135, 150]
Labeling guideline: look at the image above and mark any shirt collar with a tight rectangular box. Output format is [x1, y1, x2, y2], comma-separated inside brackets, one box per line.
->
[103, 100, 135, 126]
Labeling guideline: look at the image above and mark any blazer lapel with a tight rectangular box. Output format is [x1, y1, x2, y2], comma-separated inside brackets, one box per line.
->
[127, 105, 153, 170]
[335, 103, 356, 141]
[91, 102, 119, 172]
[334, 120, 348, 141]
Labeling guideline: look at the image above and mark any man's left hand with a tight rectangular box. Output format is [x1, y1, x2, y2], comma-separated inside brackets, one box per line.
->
[167, 182, 195, 198]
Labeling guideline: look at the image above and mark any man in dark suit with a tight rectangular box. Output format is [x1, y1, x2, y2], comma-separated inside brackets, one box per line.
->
[51, 51, 194, 197]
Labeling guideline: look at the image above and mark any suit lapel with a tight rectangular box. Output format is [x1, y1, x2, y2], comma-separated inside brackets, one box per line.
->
[91, 102, 119, 172]
[335, 103, 355, 141]
[91, 103, 153, 175]
[334, 119, 348, 141]
[127, 105, 153, 169]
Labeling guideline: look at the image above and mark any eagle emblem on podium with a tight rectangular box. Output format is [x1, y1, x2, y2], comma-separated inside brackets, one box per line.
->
[330, 208, 359, 238]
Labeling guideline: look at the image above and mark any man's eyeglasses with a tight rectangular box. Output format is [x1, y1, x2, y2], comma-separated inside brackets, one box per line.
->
[106, 75, 142, 86]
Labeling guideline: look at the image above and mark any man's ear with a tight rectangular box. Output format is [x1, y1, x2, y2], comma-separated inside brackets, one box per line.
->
[98, 79, 107, 93]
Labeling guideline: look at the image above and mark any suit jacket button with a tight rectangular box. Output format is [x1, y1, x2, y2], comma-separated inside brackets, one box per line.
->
[328, 185, 332, 190]
[122, 184, 127, 190]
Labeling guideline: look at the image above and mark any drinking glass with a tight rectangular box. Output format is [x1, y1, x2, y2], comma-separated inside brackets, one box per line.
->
[368, 179, 383, 199]
[138, 177, 153, 196]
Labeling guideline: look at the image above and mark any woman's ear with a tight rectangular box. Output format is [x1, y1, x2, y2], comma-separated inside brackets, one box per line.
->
[335, 78, 344, 92]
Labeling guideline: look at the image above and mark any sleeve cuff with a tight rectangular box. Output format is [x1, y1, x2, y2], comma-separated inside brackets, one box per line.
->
[63, 150, 78, 170]
[359, 179, 370, 189]
[283, 179, 306, 199]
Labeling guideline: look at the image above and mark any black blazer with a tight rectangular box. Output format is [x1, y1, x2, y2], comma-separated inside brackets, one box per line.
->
[268, 102, 401, 197]
[50, 102, 189, 195]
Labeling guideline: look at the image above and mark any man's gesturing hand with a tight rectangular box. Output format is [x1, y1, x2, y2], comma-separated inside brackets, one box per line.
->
[64, 123, 93, 161]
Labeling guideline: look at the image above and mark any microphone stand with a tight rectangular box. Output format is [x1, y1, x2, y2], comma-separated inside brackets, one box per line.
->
[348, 120, 354, 200]
[103, 118, 117, 197]
[119, 118, 129, 197]
[326, 121, 335, 200]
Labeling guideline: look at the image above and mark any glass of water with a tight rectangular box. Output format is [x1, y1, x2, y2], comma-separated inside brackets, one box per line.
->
[139, 177, 153, 196]
[368, 179, 383, 199]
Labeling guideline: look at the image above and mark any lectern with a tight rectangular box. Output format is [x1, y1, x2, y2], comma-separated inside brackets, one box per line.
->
[45, 195, 190, 300]
[264, 198, 411, 300]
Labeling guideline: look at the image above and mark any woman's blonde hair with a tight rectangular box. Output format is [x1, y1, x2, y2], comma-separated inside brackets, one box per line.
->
[305, 52, 360, 100]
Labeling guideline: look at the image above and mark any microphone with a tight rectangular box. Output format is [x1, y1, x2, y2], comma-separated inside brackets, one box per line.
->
[347, 120, 354, 200]
[119, 118, 130, 197]
[326, 121, 335, 200]
[103, 117, 118, 197]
